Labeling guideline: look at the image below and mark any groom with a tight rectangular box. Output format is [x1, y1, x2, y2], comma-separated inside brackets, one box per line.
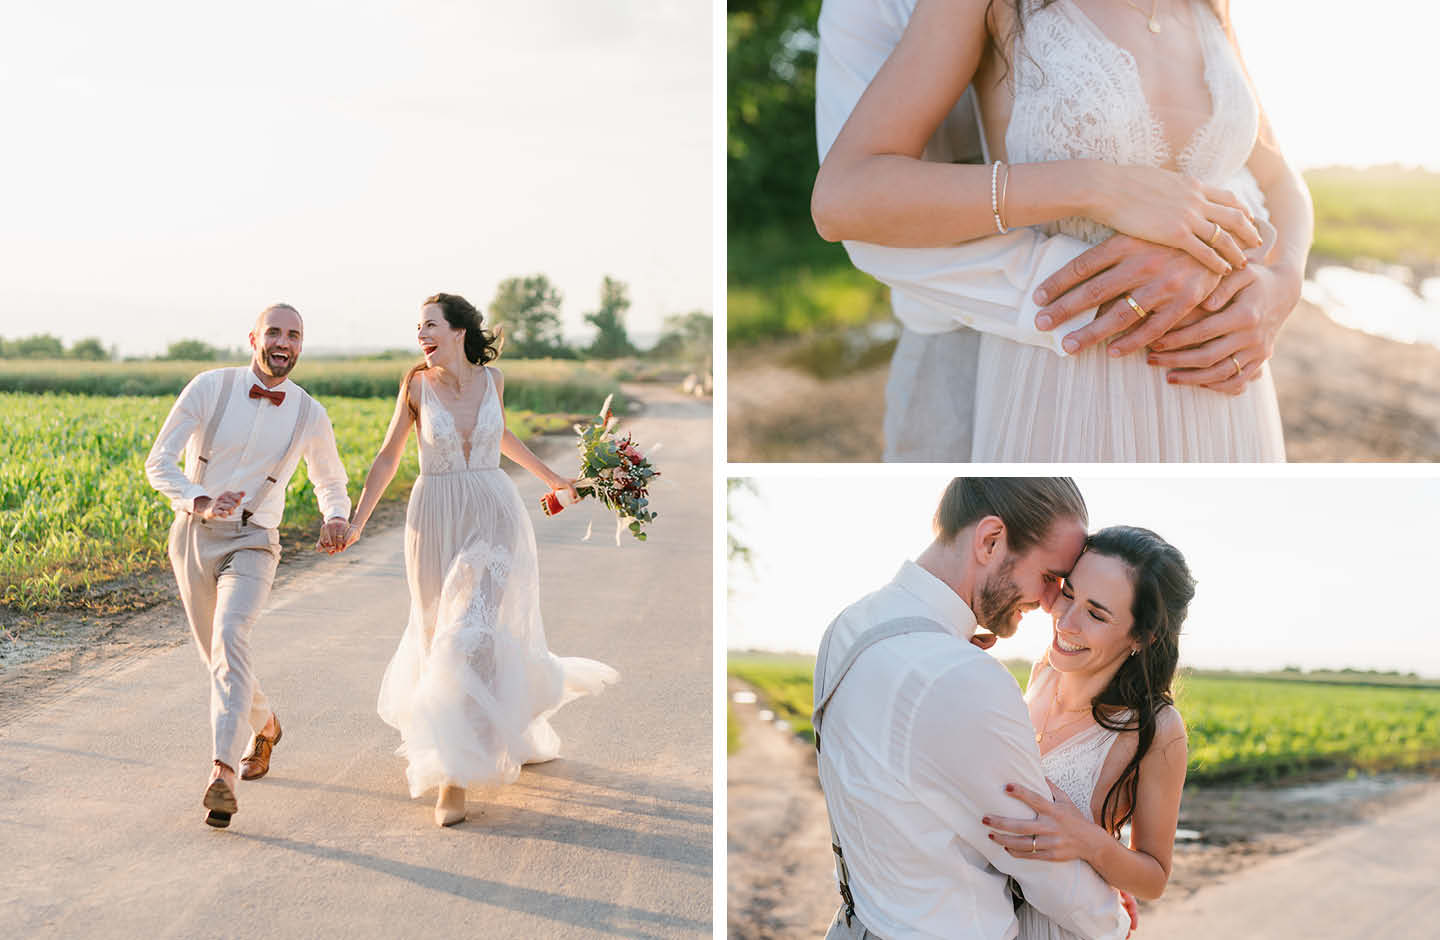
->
[812, 478, 1131, 938]
[145, 303, 351, 828]
[817, 0, 1242, 460]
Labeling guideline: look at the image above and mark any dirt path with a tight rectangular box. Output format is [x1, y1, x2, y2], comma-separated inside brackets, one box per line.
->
[0, 386, 712, 939]
[726, 679, 836, 940]
[728, 301, 1440, 462]
[725, 679, 1440, 939]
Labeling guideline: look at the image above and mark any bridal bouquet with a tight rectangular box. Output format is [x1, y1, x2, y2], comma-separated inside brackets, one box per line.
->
[539, 395, 659, 542]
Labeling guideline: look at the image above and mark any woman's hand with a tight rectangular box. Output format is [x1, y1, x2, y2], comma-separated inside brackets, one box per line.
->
[1145, 262, 1303, 395]
[342, 522, 363, 550]
[544, 472, 581, 504]
[1089, 163, 1263, 274]
[982, 780, 1105, 863]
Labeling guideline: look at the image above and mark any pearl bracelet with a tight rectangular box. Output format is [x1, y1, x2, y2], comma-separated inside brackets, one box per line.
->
[991, 160, 1009, 234]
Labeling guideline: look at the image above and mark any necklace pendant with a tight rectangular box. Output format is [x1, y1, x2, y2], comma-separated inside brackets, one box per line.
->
[1148, 17, 1161, 33]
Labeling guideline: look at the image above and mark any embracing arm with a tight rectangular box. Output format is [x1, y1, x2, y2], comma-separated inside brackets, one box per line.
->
[492, 369, 579, 501]
[346, 378, 416, 536]
[987, 706, 1189, 901]
[910, 661, 1129, 939]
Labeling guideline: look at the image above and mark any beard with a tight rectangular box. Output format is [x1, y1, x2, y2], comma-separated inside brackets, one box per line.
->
[975, 557, 1026, 638]
[255, 344, 297, 378]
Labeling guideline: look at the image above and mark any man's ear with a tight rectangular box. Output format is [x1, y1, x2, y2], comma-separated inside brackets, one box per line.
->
[972, 515, 1006, 566]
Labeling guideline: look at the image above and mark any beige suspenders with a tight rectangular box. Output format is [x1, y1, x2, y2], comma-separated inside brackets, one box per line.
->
[812, 615, 950, 930]
[189, 368, 314, 526]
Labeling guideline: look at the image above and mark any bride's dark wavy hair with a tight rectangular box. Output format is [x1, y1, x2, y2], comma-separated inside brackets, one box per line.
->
[1079, 525, 1195, 834]
[987, 0, 1229, 81]
[402, 292, 504, 418]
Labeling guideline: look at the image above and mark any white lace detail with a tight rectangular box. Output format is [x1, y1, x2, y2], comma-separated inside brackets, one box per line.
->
[1040, 721, 1122, 822]
[417, 369, 503, 474]
[1006, 0, 1259, 246]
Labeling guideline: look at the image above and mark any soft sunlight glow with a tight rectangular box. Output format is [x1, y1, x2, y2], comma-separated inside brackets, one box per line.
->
[728, 476, 1440, 678]
[0, 1, 711, 356]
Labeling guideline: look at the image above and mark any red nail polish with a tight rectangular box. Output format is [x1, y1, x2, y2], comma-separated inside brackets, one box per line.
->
[1005, 784, 1014, 792]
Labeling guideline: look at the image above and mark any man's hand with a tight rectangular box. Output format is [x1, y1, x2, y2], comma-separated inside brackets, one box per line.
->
[1120, 890, 1139, 937]
[316, 517, 350, 554]
[194, 491, 245, 520]
[1032, 235, 1222, 357]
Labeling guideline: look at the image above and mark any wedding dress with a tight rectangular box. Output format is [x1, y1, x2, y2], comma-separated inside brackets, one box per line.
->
[1017, 663, 1132, 940]
[972, 0, 1286, 460]
[377, 368, 618, 797]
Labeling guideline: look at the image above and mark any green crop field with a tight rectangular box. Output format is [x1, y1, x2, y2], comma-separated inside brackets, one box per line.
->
[0, 358, 627, 415]
[728, 653, 1440, 784]
[0, 392, 573, 612]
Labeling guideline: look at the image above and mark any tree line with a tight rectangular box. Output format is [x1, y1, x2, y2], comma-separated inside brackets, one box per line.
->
[1, 274, 712, 366]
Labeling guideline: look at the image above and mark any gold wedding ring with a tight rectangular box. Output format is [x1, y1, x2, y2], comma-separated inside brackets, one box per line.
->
[1207, 220, 1222, 246]
[1230, 355, 1242, 378]
[1122, 293, 1148, 320]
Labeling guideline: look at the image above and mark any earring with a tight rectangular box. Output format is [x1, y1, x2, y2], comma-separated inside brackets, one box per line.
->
[1129, 648, 1139, 657]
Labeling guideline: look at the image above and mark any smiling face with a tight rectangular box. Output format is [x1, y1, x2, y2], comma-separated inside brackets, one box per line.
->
[1049, 551, 1140, 679]
[249, 305, 303, 379]
[975, 515, 1087, 637]
[416, 302, 465, 368]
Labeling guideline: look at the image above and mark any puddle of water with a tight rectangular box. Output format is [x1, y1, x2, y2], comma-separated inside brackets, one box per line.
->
[1269, 771, 1427, 805]
[785, 321, 900, 379]
[1303, 265, 1440, 350]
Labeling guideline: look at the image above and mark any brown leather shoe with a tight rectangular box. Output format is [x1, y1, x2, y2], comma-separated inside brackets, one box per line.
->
[239, 714, 282, 781]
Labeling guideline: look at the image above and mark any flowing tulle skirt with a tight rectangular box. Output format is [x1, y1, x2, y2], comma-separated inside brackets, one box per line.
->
[972, 335, 1287, 462]
[377, 467, 618, 798]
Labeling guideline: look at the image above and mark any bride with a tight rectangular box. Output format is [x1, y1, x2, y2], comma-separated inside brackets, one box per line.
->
[813, 0, 1313, 461]
[343, 292, 619, 826]
[982, 526, 1193, 935]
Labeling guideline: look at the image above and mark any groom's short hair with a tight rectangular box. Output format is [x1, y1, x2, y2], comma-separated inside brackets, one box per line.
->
[934, 478, 1087, 554]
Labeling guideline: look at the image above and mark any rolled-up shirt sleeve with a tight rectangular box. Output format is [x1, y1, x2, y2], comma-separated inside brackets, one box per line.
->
[815, 0, 1096, 354]
[145, 373, 211, 511]
[906, 658, 1129, 940]
[304, 405, 351, 522]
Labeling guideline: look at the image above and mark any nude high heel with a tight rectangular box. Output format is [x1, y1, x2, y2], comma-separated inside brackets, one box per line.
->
[435, 783, 467, 827]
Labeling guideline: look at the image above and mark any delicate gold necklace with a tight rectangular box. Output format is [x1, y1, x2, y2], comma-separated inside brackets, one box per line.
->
[1125, 0, 1163, 34]
[1035, 683, 1093, 746]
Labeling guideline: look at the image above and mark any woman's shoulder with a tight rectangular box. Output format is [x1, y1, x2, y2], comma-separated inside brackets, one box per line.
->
[1153, 702, 1187, 742]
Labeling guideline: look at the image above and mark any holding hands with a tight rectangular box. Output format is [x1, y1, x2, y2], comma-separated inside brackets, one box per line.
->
[316, 517, 351, 554]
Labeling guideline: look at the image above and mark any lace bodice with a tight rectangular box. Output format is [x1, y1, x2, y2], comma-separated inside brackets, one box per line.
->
[1005, 0, 1261, 245]
[416, 368, 503, 474]
[1027, 665, 1131, 823]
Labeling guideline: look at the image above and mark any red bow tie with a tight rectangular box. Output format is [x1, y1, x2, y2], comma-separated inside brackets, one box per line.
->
[249, 384, 286, 406]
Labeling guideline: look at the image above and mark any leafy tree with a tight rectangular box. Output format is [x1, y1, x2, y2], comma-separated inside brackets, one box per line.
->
[161, 339, 221, 361]
[489, 275, 571, 358]
[14, 334, 66, 358]
[728, 0, 823, 234]
[650, 311, 713, 366]
[584, 276, 637, 359]
[68, 337, 111, 361]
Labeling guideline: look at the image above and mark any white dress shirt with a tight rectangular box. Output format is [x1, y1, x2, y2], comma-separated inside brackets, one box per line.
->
[816, 0, 1097, 354]
[816, 561, 1129, 940]
[145, 366, 350, 530]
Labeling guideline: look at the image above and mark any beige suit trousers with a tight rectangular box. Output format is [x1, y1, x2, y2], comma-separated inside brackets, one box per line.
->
[167, 513, 280, 771]
[883, 327, 980, 463]
[825, 906, 881, 939]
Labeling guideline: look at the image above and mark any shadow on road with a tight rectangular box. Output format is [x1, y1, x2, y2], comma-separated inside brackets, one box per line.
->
[231, 831, 711, 939]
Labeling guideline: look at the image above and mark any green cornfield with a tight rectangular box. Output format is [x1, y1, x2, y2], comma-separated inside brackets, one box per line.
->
[0, 358, 628, 414]
[0, 391, 578, 612]
[728, 654, 1440, 784]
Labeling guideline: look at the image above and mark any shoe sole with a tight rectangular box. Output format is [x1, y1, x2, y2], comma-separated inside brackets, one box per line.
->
[203, 778, 238, 828]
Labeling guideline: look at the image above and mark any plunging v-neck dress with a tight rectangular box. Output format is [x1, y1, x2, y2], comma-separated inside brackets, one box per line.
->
[971, 0, 1286, 461]
[376, 368, 618, 797]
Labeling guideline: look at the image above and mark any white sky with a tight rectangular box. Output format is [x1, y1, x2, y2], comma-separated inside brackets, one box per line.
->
[1230, 1, 1440, 171]
[727, 475, 1440, 678]
[0, 1, 711, 356]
